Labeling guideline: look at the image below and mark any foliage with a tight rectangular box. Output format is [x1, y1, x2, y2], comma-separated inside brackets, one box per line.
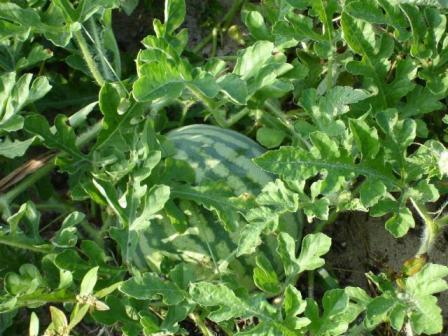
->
[0, 0, 447, 335]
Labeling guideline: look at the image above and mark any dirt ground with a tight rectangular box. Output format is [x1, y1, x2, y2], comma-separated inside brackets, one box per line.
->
[325, 213, 448, 326]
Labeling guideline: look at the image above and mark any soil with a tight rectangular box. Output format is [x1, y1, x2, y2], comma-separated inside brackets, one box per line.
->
[325, 213, 448, 328]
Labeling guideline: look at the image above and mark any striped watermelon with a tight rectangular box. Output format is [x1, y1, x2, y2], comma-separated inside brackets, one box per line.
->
[133, 125, 303, 286]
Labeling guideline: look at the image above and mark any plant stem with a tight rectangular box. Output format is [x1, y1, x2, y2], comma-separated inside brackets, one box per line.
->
[225, 108, 250, 126]
[263, 100, 312, 150]
[264, 100, 294, 134]
[74, 30, 105, 86]
[307, 271, 315, 299]
[88, 18, 110, 80]
[189, 313, 213, 336]
[16, 292, 76, 308]
[410, 198, 439, 256]
[404, 321, 414, 336]
[187, 84, 227, 127]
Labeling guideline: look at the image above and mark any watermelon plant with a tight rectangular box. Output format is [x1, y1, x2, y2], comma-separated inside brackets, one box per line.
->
[0, 0, 448, 335]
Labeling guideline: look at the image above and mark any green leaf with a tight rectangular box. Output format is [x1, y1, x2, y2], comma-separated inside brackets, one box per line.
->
[164, 0, 186, 33]
[359, 179, 387, 208]
[29, 312, 39, 336]
[6, 201, 41, 241]
[0, 137, 35, 159]
[297, 233, 332, 272]
[256, 179, 299, 213]
[172, 184, 241, 232]
[253, 255, 281, 294]
[92, 179, 127, 224]
[69, 303, 91, 330]
[0, 73, 51, 132]
[277, 232, 298, 276]
[385, 207, 415, 238]
[409, 295, 444, 334]
[283, 285, 307, 317]
[306, 289, 361, 336]
[254, 146, 397, 186]
[0, 3, 41, 31]
[341, 12, 389, 107]
[349, 118, 380, 159]
[24, 114, 87, 164]
[120, 273, 185, 305]
[320, 86, 371, 117]
[51, 211, 85, 248]
[80, 266, 99, 296]
[99, 82, 121, 129]
[405, 263, 448, 297]
[133, 60, 186, 102]
[391, 0, 448, 8]
[49, 306, 68, 330]
[344, 0, 388, 24]
[242, 10, 272, 41]
[277, 232, 331, 276]
[217, 74, 248, 105]
[365, 295, 398, 329]
[400, 86, 444, 117]
[130, 184, 171, 231]
[5, 264, 43, 296]
[256, 127, 286, 148]
[234, 41, 275, 80]
[189, 282, 248, 322]
[237, 207, 278, 256]
[190, 74, 220, 98]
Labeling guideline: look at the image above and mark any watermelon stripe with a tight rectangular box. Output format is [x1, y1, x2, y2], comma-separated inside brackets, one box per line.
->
[169, 131, 264, 163]
[171, 136, 272, 194]
[197, 144, 261, 194]
[168, 124, 264, 153]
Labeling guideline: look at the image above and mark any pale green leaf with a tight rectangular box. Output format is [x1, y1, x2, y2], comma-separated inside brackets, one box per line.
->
[234, 41, 275, 80]
[297, 233, 331, 272]
[24, 114, 86, 163]
[49, 306, 68, 329]
[359, 179, 387, 208]
[385, 207, 415, 238]
[80, 266, 99, 296]
[120, 273, 185, 305]
[253, 255, 281, 294]
[217, 74, 248, 104]
[405, 263, 448, 297]
[256, 179, 298, 213]
[349, 118, 380, 159]
[277, 232, 298, 276]
[0, 137, 34, 158]
[189, 282, 246, 322]
[237, 207, 278, 256]
[29, 312, 39, 336]
[283, 285, 307, 317]
[256, 127, 286, 149]
[164, 0, 186, 33]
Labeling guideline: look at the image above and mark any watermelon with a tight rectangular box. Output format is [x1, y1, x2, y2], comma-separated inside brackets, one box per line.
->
[133, 124, 303, 286]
